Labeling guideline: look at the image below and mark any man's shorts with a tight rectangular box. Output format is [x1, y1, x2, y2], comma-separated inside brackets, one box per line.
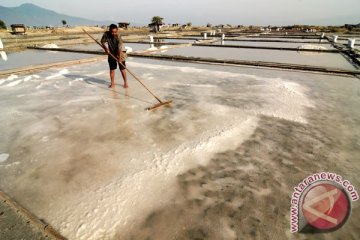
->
[108, 56, 126, 70]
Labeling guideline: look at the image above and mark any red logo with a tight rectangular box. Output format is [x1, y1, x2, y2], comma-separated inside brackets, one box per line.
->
[301, 183, 350, 231]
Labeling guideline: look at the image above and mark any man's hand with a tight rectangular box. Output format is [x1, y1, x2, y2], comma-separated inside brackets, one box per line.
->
[119, 52, 126, 62]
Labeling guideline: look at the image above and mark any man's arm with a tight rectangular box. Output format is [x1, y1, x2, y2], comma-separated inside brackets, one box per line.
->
[101, 33, 110, 55]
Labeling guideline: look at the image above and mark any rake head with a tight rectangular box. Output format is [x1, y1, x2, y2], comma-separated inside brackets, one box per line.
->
[146, 100, 173, 111]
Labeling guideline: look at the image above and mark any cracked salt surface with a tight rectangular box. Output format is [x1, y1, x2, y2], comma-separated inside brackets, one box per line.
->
[0, 57, 359, 239]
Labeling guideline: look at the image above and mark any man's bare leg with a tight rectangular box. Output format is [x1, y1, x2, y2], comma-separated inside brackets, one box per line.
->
[120, 69, 128, 88]
[109, 69, 115, 88]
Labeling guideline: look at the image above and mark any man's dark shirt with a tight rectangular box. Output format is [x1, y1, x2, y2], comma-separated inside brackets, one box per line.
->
[101, 31, 123, 57]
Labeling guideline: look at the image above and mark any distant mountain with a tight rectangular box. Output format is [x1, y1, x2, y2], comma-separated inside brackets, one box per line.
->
[0, 3, 112, 27]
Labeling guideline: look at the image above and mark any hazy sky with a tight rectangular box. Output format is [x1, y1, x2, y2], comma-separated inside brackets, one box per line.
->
[1, 0, 360, 26]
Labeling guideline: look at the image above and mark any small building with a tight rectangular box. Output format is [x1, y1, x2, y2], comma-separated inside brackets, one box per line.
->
[270, 26, 281, 32]
[118, 22, 130, 29]
[345, 23, 360, 30]
[10, 24, 26, 35]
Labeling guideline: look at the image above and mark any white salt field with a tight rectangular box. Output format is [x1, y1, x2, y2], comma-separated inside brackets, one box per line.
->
[0, 32, 360, 240]
[158, 46, 358, 70]
[1, 51, 360, 239]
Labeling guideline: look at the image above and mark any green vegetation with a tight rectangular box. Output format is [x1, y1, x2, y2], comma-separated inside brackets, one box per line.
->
[151, 16, 164, 25]
[0, 19, 6, 29]
[61, 20, 67, 26]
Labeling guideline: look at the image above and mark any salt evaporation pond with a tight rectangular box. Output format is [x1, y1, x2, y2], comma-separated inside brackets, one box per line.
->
[67, 43, 153, 52]
[0, 49, 98, 71]
[0, 55, 359, 240]
[0, 43, 162, 72]
[216, 40, 334, 49]
[159, 46, 358, 70]
[242, 37, 324, 43]
[158, 38, 198, 43]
